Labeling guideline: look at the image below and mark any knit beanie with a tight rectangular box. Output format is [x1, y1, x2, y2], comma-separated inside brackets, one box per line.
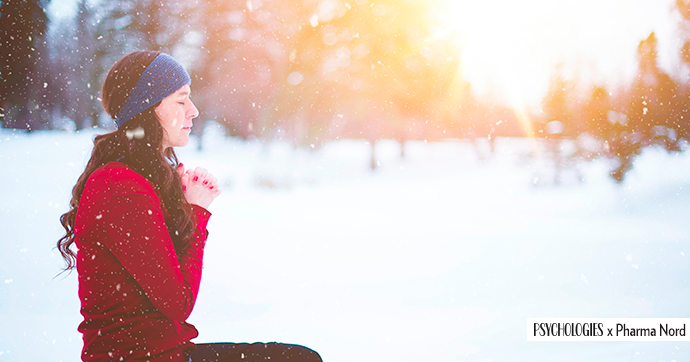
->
[114, 53, 191, 128]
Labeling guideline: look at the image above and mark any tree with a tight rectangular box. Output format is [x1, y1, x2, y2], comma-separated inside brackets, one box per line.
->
[604, 32, 682, 183]
[540, 66, 581, 185]
[279, 0, 462, 168]
[193, 0, 293, 142]
[584, 86, 611, 140]
[71, 0, 105, 129]
[45, 0, 203, 130]
[0, 0, 51, 130]
[541, 65, 575, 138]
[626, 33, 679, 141]
[98, 0, 198, 53]
[186, 0, 242, 146]
[673, 0, 690, 142]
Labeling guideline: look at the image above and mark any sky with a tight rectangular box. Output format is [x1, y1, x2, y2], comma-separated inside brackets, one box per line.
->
[444, 0, 680, 107]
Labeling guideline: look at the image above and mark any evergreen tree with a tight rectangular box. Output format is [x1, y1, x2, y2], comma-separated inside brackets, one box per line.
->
[584, 86, 611, 140]
[0, 0, 51, 130]
[673, 0, 690, 142]
[607, 32, 681, 183]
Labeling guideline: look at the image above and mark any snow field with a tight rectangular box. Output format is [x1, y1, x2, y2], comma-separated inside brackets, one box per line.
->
[1, 128, 689, 361]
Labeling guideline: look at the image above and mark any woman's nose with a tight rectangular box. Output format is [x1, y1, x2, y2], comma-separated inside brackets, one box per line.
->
[188, 100, 199, 119]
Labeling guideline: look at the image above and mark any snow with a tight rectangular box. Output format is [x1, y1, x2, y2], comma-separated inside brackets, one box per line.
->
[1, 128, 689, 361]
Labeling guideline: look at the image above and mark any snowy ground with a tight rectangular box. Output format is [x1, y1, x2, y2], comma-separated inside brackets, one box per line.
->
[1, 127, 689, 362]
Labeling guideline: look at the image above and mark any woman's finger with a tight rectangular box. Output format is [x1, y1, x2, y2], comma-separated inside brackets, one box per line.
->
[202, 175, 217, 187]
[181, 173, 189, 192]
[191, 167, 207, 183]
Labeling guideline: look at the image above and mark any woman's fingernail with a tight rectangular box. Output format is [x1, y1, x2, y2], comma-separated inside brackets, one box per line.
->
[203, 180, 208, 185]
[193, 176, 198, 182]
[178, 163, 183, 168]
[209, 186, 214, 190]
[183, 185, 187, 191]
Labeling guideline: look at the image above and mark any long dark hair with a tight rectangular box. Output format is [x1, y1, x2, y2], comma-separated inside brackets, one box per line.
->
[57, 50, 196, 272]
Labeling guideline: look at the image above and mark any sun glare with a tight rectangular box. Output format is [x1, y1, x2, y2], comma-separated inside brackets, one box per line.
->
[436, 0, 676, 109]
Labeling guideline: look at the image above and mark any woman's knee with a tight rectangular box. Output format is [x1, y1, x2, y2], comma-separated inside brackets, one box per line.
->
[272, 343, 322, 362]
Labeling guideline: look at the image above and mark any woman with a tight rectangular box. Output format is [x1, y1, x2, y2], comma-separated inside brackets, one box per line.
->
[57, 51, 322, 362]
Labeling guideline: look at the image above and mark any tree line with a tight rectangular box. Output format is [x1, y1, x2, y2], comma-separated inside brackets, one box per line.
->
[1, 0, 690, 181]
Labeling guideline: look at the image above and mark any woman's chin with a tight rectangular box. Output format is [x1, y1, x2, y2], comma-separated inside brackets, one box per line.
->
[164, 138, 190, 149]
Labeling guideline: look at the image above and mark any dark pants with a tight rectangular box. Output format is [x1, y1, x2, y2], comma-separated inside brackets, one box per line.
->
[190, 342, 322, 362]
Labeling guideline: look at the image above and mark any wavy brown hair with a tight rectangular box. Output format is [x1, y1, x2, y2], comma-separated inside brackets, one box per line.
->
[57, 50, 196, 272]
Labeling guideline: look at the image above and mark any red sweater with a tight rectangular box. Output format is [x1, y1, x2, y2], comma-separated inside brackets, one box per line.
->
[74, 162, 211, 361]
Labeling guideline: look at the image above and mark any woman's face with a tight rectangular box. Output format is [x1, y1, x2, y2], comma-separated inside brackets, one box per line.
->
[155, 84, 198, 149]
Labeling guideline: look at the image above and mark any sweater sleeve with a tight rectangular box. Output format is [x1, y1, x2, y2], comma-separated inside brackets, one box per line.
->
[104, 191, 210, 322]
